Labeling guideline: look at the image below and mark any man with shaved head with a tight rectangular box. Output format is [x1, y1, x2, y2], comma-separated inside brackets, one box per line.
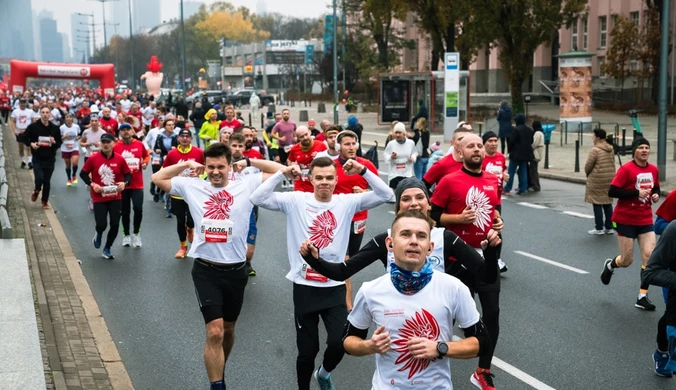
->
[429, 133, 505, 390]
[287, 125, 328, 192]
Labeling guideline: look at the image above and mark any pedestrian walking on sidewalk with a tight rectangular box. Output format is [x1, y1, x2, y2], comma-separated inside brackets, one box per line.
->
[504, 114, 533, 195]
[529, 121, 544, 192]
[23, 104, 62, 209]
[497, 100, 512, 154]
[584, 129, 616, 235]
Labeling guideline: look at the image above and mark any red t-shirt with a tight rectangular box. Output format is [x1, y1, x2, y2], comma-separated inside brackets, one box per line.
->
[482, 152, 507, 202]
[656, 190, 676, 222]
[430, 169, 500, 249]
[82, 152, 131, 203]
[113, 140, 149, 190]
[334, 157, 378, 223]
[243, 148, 262, 160]
[100, 117, 119, 137]
[288, 141, 329, 192]
[423, 154, 463, 186]
[76, 108, 91, 120]
[163, 145, 205, 168]
[219, 119, 243, 133]
[0, 96, 10, 110]
[315, 133, 326, 142]
[611, 161, 660, 226]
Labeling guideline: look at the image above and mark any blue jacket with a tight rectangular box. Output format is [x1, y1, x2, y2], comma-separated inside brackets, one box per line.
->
[497, 106, 513, 138]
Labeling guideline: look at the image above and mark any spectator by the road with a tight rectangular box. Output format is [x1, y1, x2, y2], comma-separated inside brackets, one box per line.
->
[189, 101, 206, 148]
[529, 121, 545, 192]
[345, 115, 363, 157]
[410, 98, 428, 129]
[497, 100, 513, 154]
[504, 114, 533, 195]
[410, 117, 430, 180]
[249, 92, 261, 121]
[385, 121, 398, 147]
[308, 119, 320, 138]
[174, 97, 189, 119]
[384, 122, 417, 190]
[584, 128, 616, 235]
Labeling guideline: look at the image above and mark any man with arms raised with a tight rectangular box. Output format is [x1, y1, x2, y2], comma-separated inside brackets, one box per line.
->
[152, 143, 285, 390]
[338, 210, 489, 389]
[250, 156, 392, 390]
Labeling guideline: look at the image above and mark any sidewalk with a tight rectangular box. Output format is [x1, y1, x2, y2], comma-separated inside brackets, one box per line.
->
[1, 124, 131, 390]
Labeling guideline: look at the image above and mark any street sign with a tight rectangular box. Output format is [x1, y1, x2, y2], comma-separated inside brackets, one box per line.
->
[444, 52, 460, 140]
[305, 45, 315, 65]
[324, 15, 334, 52]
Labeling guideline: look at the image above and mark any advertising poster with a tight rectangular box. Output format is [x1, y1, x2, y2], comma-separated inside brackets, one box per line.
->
[381, 80, 410, 123]
[559, 57, 593, 122]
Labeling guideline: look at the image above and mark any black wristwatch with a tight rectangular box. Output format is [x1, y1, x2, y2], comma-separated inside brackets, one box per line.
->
[359, 166, 368, 176]
[245, 157, 251, 167]
[436, 341, 448, 359]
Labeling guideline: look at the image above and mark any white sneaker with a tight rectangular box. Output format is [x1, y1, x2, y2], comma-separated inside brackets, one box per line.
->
[122, 235, 132, 247]
[498, 258, 508, 273]
[588, 229, 605, 235]
[131, 234, 142, 248]
[604, 229, 615, 235]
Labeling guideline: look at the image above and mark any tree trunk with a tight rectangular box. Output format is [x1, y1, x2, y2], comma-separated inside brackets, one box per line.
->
[445, 23, 455, 54]
[510, 75, 525, 115]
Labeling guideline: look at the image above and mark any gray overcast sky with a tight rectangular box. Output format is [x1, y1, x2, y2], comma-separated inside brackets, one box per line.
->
[32, 0, 331, 42]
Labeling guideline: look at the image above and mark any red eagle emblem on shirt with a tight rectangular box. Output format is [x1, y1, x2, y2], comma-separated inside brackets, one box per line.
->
[308, 210, 337, 249]
[203, 190, 234, 220]
[393, 309, 441, 379]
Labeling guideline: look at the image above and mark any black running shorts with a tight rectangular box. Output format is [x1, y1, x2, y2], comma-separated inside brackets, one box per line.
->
[613, 222, 653, 239]
[192, 259, 248, 324]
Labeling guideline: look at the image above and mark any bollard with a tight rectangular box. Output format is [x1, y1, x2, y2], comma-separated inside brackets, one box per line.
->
[578, 122, 583, 146]
[633, 129, 638, 141]
[574, 140, 580, 172]
[268, 103, 276, 114]
[291, 100, 295, 107]
[299, 110, 309, 122]
[317, 103, 326, 113]
[309, 99, 312, 107]
[544, 143, 550, 169]
[622, 128, 627, 154]
[565, 121, 568, 145]
[248, 113, 252, 126]
[261, 113, 265, 129]
[478, 123, 483, 136]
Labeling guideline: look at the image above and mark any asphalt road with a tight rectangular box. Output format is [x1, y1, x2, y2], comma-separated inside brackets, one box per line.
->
[45, 156, 673, 390]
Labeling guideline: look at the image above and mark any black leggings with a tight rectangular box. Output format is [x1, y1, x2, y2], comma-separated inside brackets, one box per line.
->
[121, 189, 143, 235]
[32, 157, 55, 202]
[1, 109, 9, 123]
[171, 197, 194, 242]
[500, 137, 509, 154]
[94, 200, 121, 249]
[477, 289, 500, 369]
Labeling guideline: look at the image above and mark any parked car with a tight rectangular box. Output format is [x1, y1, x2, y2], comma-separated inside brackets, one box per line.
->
[225, 89, 274, 108]
[187, 90, 227, 109]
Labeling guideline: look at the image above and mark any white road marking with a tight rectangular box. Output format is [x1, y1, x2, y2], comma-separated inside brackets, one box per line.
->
[562, 211, 594, 219]
[388, 211, 395, 215]
[514, 250, 589, 274]
[517, 202, 548, 210]
[451, 335, 557, 390]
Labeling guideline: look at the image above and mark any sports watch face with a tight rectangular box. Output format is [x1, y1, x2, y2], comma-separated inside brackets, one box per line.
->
[437, 341, 449, 358]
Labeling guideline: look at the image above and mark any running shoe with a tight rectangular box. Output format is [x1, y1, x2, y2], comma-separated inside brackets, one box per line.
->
[653, 350, 673, 377]
[313, 369, 336, 390]
[28, 162, 33, 170]
[186, 227, 194, 243]
[42, 201, 50, 209]
[102, 247, 114, 259]
[93, 234, 102, 249]
[471, 368, 496, 390]
[67, 180, 72, 187]
[587, 229, 604, 235]
[604, 229, 615, 235]
[247, 262, 256, 277]
[175, 246, 188, 259]
[30, 190, 39, 202]
[132, 234, 142, 248]
[503, 190, 511, 196]
[122, 235, 132, 247]
[636, 295, 656, 311]
[153, 193, 160, 203]
[600, 258, 614, 285]
[166, 212, 173, 218]
[498, 259, 508, 273]
[21, 161, 26, 169]
[73, 178, 78, 185]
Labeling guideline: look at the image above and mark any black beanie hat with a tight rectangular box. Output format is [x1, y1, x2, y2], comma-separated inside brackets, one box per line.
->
[482, 131, 498, 144]
[632, 137, 650, 156]
[394, 177, 430, 213]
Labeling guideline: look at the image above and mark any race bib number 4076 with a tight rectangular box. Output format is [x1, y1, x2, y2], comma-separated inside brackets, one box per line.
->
[201, 219, 234, 243]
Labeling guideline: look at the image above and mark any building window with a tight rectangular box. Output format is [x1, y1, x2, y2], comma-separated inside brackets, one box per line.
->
[582, 17, 588, 50]
[599, 16, 607, 49]
[572, 19, 578, 50]
[598, 56, 606, 78]
[630, 58, 639, 71]
[630, 11, 639, 27]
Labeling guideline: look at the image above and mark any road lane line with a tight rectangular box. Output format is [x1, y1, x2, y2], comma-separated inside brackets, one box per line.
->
[451, 336, 556, 390]
[517, 202, 548, 209]
[388, 211, 395, 215]
[562, 211, 594, 219]
[514, 250, 589, 274]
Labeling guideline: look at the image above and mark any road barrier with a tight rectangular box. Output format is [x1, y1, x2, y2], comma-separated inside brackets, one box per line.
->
[0, 131, 12, 238]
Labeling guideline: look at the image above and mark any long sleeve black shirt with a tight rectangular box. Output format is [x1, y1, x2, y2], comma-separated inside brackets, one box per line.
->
[23, 120, 62, 160]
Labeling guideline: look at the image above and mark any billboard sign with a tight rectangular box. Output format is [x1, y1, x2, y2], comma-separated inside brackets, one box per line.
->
[380, 80, 410, 123]
[559, 56, 593, 123]
[443, 53, 460, 138]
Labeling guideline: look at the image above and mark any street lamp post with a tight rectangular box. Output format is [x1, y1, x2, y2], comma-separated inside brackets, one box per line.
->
[128, 0, 134, 90]
[332, 0, 338, 124]
[88, 0, 118, 52]
[108, 22, 120, 80]
[76, 13, 96, 54]
[180, 0, 187, 90]
[657, 0, 671, 181]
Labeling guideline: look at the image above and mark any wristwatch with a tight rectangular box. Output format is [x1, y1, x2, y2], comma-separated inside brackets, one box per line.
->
[359, 166, 368, 176]
[436, 341, 448, 359]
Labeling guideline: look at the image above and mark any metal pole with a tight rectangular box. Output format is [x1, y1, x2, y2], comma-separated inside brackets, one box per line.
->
[180, 0, 186, 90]
[658, 0, 670, 181]
[341, 0, 346, 93]
[102, 3, 107, 52]
[128, 0, 134, 89]
[672, 0, 675, 105]
[332, 0, 338, 124]
[574, 140, 580, 172]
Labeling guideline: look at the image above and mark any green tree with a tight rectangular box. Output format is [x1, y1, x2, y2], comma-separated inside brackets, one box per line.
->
[601, 15, 638, 100]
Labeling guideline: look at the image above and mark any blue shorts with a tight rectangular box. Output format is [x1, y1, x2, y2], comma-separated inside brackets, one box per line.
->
[247, 207, 258, 245]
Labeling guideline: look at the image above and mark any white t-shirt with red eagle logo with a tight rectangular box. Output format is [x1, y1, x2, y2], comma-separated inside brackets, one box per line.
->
[251, 170, 393, 287]
[170, 173, 263, 264]
[348, 270, 480, 389]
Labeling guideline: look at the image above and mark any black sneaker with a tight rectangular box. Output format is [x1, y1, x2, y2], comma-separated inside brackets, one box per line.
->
[636, 296, 656, 311]
[247, 262, 256, 276]
[600, 258, 614, 285]
[20, 161, 26, 169]
[28, 162, 33, 170]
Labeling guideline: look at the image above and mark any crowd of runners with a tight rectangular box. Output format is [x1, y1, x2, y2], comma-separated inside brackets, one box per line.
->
[2, 85, 676, 390]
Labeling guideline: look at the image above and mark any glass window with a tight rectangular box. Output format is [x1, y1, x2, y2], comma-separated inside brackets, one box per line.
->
[630, 11, 639, 27]
[582, 17, 588, 50]
[599, 16, 607, 49]
[598, 56, 606, 77]
[572, 18, 579, 50]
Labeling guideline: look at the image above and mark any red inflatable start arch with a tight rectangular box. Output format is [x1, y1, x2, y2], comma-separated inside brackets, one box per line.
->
[9, 60, 115, 96]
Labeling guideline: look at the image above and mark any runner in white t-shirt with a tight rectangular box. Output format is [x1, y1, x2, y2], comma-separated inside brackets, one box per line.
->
[250, 156, 393, 390]
[151, 142, 286, 390]
[336, 210, 489, 390]
[10, 99, 34, 168]
[60, 113, 81, 186]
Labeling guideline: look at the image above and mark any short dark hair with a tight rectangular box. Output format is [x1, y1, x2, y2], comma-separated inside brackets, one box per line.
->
[309, 156, 336, 174]
[392, 209, 435, 232]
[163, 118, 175, 128]
[39, 104, 50, 112]
[593, 129, 607, 139]
[204, 142, 232, 164]
[282, 109, 290, 113]
[229, 132, 245, 144]
[337, 130, 358, 144]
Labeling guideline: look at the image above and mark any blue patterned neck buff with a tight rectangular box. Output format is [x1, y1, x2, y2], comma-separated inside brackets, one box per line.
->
[390, 260, 434, 295]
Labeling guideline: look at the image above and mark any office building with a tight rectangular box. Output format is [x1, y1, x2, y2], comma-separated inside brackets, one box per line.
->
[0, 0, 36, 60]
[39, 10, 63, 63]
[71, 13, 91, 63]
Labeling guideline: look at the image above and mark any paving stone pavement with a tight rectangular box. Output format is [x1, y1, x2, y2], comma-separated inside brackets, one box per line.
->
[1, 123, 120, 390]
